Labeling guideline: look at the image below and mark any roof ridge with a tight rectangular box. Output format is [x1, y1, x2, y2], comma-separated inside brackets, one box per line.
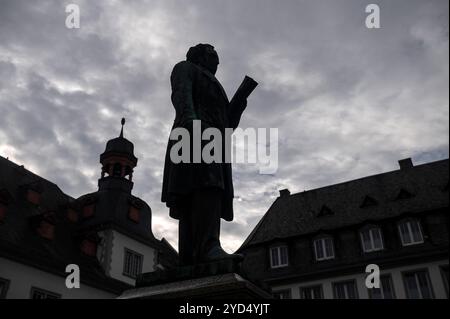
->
[0, 155, 74, 200]
[288, 158, 449, 198]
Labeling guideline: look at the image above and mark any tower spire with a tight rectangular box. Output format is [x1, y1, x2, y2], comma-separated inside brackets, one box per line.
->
[120, 118, 125, 138]
[99, 117, 137, 189]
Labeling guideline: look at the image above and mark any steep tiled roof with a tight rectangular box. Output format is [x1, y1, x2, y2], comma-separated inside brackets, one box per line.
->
[239, 159, 449, 249]
[0, 155, 177, 292]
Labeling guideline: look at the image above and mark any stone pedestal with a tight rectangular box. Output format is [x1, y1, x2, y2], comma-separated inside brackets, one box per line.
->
[118, 273, 272, 299]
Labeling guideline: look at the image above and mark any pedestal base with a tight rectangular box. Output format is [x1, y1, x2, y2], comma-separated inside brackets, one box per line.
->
[118, 273, 272, 299]
[136, 258, 243, 287]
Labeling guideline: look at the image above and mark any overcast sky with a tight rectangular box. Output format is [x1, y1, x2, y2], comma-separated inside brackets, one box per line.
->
[0, 0, 448, 252]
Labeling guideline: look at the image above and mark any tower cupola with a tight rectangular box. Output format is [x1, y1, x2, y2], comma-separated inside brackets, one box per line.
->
[99, 118, 138, 192]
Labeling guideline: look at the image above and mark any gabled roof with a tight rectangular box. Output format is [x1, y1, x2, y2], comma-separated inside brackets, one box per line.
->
[239, 159, 449, 250]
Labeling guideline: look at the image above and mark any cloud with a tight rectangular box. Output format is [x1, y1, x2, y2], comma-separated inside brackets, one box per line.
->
[0, 0, 448, 253]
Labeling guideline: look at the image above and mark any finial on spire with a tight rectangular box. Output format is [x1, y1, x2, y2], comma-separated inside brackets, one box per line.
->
[120, 118, 125, 138]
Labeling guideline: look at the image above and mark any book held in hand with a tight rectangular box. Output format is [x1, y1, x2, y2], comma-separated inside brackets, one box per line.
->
[230, 75, 258, 109]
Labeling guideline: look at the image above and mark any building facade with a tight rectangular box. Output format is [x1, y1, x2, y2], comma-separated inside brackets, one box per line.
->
[239, 158, 449, 299]
[0, 125, 178, 299]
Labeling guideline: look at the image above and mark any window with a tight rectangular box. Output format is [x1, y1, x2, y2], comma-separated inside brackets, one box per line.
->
[113, 163, 122, 177]
[80, 238, 98, 257]
[66, 208, 78, 223]
[398, 220, 424, 246]
[300, 285, 323, 299]
[369, 275, 395, 299]
[123, 248, 143, 278]
[273, 289, 291, 299]
[270, 246, 288, 268]
[30, 287, 61, 299]
[403, 270, 434, 299]
[82, 203, 95, 219]
[360, 195, 378, 208]
[318, 205, 334, 217]
[0, 278, 10, 299]
[440, 266, 449, 297]
[313, 237, 334, 261]
[396, 188, 414, 200]
[128, 206, 140, 223]
[360, 227, 384, 252]
[26, 189, 41, 205]
[333, 280, 358, 299]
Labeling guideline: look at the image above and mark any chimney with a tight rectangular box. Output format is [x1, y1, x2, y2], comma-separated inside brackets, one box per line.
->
[398, 158, 413, 170]
[279, 188, 291, 197]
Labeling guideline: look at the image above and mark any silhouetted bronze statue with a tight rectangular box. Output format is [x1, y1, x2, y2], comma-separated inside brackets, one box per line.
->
[161, 44, 257, 265]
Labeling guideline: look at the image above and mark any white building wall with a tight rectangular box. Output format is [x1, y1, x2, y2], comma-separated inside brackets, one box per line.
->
[108, 230, 157, 285]
[0, 257, 115, 299]
[97, 229, 114, 276]
[272, 259, 448, 299]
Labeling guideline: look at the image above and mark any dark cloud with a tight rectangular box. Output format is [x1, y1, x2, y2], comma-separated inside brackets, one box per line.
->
[0, 0, 448, 252]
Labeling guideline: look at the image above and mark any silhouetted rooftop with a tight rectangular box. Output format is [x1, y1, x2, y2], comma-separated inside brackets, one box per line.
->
[239, 158, 449, 250]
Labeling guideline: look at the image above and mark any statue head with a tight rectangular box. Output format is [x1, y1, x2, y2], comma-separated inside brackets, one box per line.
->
[186, 43, 219, 75]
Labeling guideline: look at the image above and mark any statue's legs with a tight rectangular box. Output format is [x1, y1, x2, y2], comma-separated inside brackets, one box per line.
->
[178, 187, 243, 265]
[178, 187, 221, 265]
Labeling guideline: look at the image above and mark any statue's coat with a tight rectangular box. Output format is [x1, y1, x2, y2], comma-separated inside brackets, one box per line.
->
[161, 61, 246, 222]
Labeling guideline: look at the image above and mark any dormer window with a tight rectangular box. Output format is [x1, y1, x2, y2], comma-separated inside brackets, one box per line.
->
[360, 195, 378, 208]
[269, 245, 289, 268]
[82, 202, 95, 219]
[360, 227, 384, 252]
[66, 208, 79, 223]
[33, 212, 56, 240]
[128, 199, 142, 223]
[398, 219, 424, 246]
[318, 205, 334, 217]
[26, 189, 41, 205]
[80, 232, 101, 257]
[395, 188, 414, 200]
[313, 237, 335, 261]
[128, 205, 140, 223]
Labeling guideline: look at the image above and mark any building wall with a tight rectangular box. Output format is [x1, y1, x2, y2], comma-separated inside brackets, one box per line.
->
[108, 230, 157, 285]
[271, 259, 449, 299]
[0, 257, 115, 299]
[97, 230, 114, 276]
[242, 210, 449, 286]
